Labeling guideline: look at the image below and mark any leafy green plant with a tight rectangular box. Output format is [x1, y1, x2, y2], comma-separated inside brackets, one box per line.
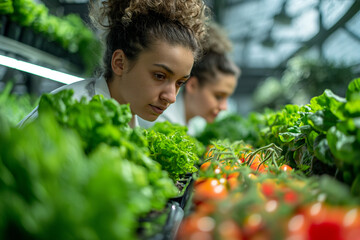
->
[38, 89, 133, 153]
[0, 88, 186, 238]
[8, 0, 100, 75]
[36, 89, 178, 207]
[0, 0, 13, 14]
[144, 121, 203, 182]
[37, 13, 100, 74]
[10, 0, 39, 26]
[0, 82, 38, 126]
[30, 2, 48, 33]
[0, 112, 176, 239]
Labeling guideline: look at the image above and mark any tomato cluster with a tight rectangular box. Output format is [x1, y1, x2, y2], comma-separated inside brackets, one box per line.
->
[287, 203, 360, 240]
[176, 142, 360, 240]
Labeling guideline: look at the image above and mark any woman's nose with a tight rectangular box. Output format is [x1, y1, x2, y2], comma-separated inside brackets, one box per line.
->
[160, 83, 177, 104]
[219, 99, 228, 111]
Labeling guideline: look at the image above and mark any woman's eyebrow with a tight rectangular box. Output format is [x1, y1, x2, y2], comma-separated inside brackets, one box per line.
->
[153, 63, 190, 79]
[183, 74, 191, 80]
[153, 64, 174, 75]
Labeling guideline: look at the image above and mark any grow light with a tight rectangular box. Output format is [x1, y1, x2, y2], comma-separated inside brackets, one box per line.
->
[0, 54, 84, 84]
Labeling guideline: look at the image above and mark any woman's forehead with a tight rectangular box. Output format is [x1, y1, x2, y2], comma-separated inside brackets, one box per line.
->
[137, 41, 195, 72]
[204, 73, 237, 90]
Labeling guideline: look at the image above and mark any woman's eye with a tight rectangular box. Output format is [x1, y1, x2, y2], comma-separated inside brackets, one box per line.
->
[154, 73, 166, 81]
[215, 95, 225, 100]
[177, 81, 186, 87]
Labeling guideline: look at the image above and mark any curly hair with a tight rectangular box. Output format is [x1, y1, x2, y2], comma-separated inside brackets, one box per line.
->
[202, 21, 232, 54]
[89, 0, 209, 80]
[191, 22, 240, 88]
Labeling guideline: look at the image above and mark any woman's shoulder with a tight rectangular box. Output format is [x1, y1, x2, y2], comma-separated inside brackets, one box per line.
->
[51, 78, 98, 100]
[51, 78, 91, 93]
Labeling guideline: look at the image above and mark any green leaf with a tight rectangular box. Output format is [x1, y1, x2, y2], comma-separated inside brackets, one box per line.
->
[344, 100, 360, 118]
[306, 130, 319, 150]
[299, 125, 312, 135]
[351, 174, 360, 197]
[279, 127, 302, 143]
[327, 126, 360, 166]
[308, 110, 338, 133]
[284, 104, 300, 114]
[336, 118, 360, 135]
[310, 89, 346, 120]
[313, 134, 334, 166]
[346, 78, 360, 101]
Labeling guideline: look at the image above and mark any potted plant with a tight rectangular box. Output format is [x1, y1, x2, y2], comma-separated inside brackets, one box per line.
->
[0, 0, 13, 35]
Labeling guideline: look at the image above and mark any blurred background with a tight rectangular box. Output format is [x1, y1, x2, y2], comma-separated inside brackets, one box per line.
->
[1, 0, 360, 121]
[204, 0, 360, 115]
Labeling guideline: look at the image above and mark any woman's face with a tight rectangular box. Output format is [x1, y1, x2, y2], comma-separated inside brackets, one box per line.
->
[186, 72, 237, 123]
[109, 40, 194, 121]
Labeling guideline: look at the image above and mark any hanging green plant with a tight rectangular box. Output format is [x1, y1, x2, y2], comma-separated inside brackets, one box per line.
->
[0, 0, 13, 15]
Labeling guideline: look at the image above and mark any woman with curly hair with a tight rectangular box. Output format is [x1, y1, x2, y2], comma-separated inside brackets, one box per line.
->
[19, 0, 208, 128]
[139, 22, 240, 134]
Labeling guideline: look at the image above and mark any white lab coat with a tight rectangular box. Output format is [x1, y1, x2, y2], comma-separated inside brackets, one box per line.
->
[18, 76, 139, 127]
[138, 91, 206, 136]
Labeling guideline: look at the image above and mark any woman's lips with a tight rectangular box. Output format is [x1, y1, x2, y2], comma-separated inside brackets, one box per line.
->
[150, 104, 165, 115]
[209, 112, 219, 121]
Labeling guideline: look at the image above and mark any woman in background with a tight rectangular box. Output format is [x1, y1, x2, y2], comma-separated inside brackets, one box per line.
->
[18, 0, 209, 128]
[139, 22, 240, 134]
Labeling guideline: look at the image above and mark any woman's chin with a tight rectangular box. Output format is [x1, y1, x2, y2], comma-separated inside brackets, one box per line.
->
[206, 116, 216, 123]
[139, 113, 159, 122]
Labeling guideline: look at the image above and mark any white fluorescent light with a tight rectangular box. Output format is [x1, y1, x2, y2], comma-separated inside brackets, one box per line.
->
[0, 54, 84, 84]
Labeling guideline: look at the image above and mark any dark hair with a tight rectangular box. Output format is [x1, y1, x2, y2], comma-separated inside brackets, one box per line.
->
[189, 21, 240, 87]
[191, 52, 240, 87]
[89, 0, 209, 80]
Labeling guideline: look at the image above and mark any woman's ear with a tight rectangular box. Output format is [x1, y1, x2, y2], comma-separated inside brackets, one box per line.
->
[185, 76, 200, 93]
[111, 49, 126, 76]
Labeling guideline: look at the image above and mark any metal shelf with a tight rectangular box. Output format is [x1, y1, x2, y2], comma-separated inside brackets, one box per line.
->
[0, 35, 82, 75]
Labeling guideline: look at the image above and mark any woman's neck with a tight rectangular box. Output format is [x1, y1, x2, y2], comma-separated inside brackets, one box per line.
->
[184, 92, 195, 124]
[128, 115, 136, 128]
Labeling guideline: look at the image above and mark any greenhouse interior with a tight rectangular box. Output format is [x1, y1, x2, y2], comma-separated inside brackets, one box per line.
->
[1, 0, 360, 239]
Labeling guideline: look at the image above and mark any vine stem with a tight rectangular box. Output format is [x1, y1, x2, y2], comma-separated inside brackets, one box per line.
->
[204, 143, 283, 172]
[243, 143, 283, 171]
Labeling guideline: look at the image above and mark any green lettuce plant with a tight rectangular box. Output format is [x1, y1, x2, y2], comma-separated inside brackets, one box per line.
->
[0, 0, 13, 14]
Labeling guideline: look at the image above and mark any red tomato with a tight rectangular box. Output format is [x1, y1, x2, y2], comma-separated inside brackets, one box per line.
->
[227, 177, 240, 190]
[286, 213, 308, 239]
[227, 172, 240, 179]
[280, 164, 293, 172]
[217, 219, 243, 240]
[200, 161, 241, 179]
[200, 161, 212, 171]
[242, 213, 270, 239]
[196, 201, 217, 215]
[287, 203, 353, 240]
[176, 213, 215, 240]
[283, 189, 299, 205]
[238, 153, 246, 162]
[204, 144, 215, 158]
[194, 178, 228, 204]
[199, 161, 223, 176]
[342, 208, 360, 240]
[260, 181, 276, 198]
[223, 165, 241, 179]
[246, 154, 267, 173]
[308, 222, 343, 240]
